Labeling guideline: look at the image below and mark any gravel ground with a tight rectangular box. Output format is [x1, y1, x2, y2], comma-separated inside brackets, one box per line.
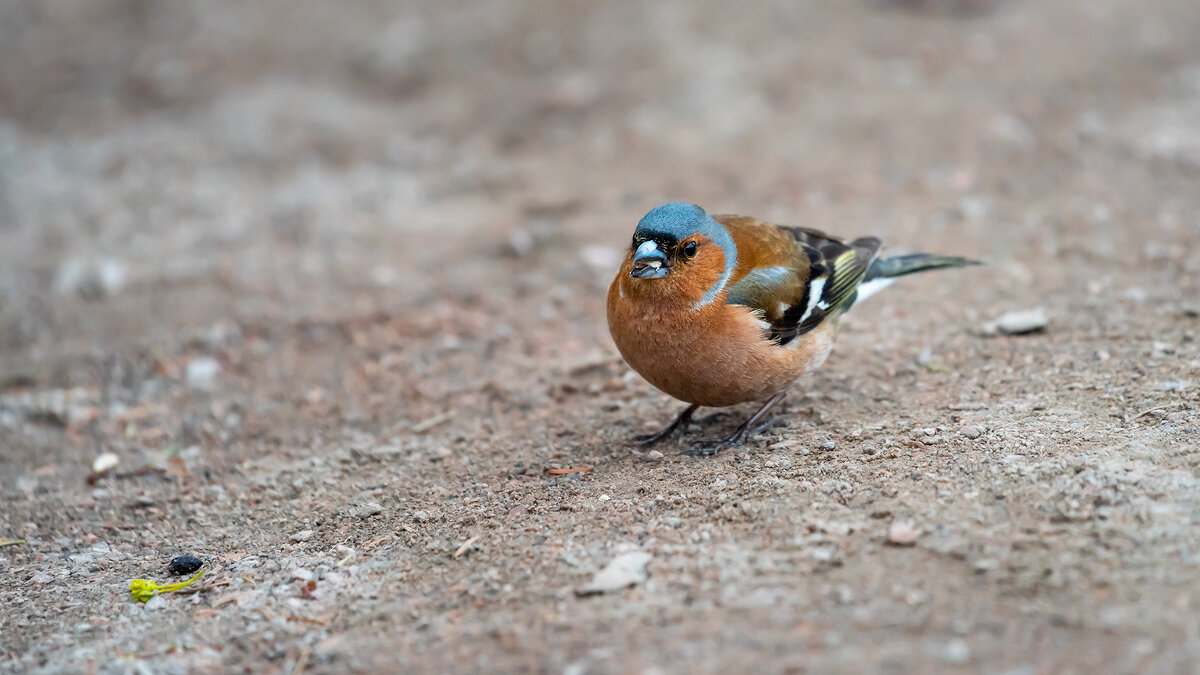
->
[2, 1, 1199, 673]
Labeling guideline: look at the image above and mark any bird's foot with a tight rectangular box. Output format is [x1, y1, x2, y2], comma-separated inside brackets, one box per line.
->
[684, 419, 777, 456]
[635, 426, 682, 448]
[638, 412, 727, 446]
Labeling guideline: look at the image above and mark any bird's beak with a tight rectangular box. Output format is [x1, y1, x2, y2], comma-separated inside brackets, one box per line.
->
[630, 240, 669, 279]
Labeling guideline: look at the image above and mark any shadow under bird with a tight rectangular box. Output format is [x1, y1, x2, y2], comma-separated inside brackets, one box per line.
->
[607, 202, 979, 455]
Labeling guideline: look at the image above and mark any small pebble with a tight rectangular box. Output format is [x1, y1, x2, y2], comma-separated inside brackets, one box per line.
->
[820, 440, 836, 450]
[505, 228, 536, 257]
[54, 257, 128, 300]
[334, 545, 356, 563]
[168, 555, 204, 576]
[1123, 287, 1147, 302]
[960, 426, 982, 439]
[92, 452, 119, 474]
[143, 595, 168, 611]
[940, 638, 971, 665]
[412, 510, 430, 522]
[290, 530, 314, 542]
[987, 307, 1047, 336]
[186, 357, 222, 388]
[823, 521, 851, 537]
[352, 502, 384, 519]
[598, 494, 611, 502]
[887, 521, 920, 546]
[576, 552, 652, 595]
[646, 450, 664, 460]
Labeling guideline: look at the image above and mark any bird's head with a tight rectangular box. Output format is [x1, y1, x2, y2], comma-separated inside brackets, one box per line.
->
[621, 202, 738, 309]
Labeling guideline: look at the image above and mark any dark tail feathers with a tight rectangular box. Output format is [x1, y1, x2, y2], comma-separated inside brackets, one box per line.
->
[865, 253, 980, 281]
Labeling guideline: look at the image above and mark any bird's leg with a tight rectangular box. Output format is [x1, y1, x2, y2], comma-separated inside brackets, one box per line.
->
[634, 403, 700, 447]
[686, 392, 786, 456]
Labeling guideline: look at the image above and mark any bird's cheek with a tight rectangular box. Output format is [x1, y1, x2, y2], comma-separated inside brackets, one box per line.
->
[662, 269, 702, 303]
[692, 256, 724, 283]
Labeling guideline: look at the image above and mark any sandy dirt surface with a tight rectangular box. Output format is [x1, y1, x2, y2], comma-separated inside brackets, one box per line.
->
[2, 1, 1199, 673]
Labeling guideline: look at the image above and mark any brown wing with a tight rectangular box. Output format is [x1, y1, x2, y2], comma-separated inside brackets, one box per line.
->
[716, 215, 881, 346]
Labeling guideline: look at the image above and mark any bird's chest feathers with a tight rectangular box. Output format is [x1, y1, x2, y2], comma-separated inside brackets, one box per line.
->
[608, 288, 780, 402]
[610, 285, 745, 358]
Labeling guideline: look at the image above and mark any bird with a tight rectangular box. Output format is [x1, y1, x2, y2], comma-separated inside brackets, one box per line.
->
[607, 202, 979, 455]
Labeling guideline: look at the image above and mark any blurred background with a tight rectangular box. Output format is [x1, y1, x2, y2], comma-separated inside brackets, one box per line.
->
[3, 0, 1196, 354]
[2, 1, 1199, 672]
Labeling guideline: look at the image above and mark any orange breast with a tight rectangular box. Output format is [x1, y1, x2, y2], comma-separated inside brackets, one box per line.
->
[607, 273, 838, 407]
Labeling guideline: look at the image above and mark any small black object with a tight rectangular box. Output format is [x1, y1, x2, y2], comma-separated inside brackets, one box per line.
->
[168, 555, 203, 576]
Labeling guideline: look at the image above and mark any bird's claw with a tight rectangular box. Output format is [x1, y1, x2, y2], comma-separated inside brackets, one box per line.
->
[683, 419, 777, 456]
[634, 428, 679, 448]
[683, 438, 736, 456]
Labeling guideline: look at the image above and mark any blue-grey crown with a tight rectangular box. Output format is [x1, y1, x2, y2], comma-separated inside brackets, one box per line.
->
[635, 202, 712, 242]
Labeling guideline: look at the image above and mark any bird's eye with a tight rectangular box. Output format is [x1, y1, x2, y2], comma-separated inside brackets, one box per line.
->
[682, 241, 698, 258]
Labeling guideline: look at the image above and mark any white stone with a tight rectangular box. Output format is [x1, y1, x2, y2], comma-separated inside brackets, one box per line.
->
[576, 552, 652, 595]
[186, 357, 222, 387]
[986, 307, 1047, 335]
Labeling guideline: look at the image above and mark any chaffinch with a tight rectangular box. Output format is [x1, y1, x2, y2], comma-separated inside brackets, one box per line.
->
[607, 202, 979, 455]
